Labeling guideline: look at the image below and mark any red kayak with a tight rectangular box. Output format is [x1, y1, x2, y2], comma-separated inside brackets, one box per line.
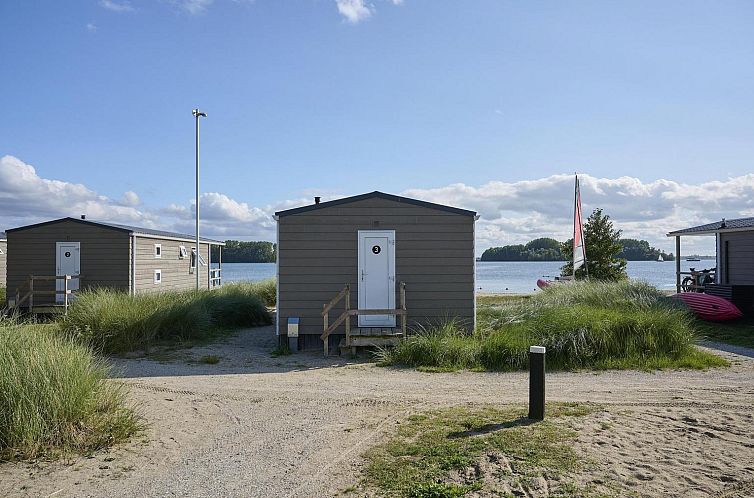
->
[672, 293, 743, 321]
[536, 279, 552, 290]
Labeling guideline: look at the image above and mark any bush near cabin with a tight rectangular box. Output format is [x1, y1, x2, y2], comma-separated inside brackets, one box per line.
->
[379, 280, 727, 372]
[64, 283, 273, 353]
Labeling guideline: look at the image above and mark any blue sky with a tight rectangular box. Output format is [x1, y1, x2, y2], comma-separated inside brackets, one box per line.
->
[2, 1, 753, 253]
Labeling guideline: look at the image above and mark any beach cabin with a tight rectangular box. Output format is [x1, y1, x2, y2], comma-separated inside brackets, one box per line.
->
[5, 217, 224, 311]
[274, 191, 477, 354]
[668, 217, 754, 315]
[0, 232, 7, 289]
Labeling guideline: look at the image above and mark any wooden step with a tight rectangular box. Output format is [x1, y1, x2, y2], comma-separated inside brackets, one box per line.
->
[339, 333, 404, 356]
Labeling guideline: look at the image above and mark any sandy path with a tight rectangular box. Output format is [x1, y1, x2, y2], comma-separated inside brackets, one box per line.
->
[1, 326, 753, 498]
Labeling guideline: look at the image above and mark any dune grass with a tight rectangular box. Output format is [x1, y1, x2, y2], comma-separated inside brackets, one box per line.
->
[63, 283, 272, 353]
[247, 278, 276, 308]
[696, 318, 754, 350]
[0, 288, 5, 306]
[380, 281, 728, 372]
[0, 320, 140, 460]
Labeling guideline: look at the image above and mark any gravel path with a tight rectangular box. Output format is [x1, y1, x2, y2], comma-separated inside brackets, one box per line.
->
[2, 326, 753, 498]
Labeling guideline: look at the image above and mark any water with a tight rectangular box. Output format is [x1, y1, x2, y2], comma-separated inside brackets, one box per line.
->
[216, 260, 717, 294]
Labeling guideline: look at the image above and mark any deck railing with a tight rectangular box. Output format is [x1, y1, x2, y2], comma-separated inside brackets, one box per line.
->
[11, 275, 83, 314]
[210, 268, 222, 289]
[320, 282, 406, 356]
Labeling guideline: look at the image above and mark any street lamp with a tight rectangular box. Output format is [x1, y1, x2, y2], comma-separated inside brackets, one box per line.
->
[192, 108, 207, 291]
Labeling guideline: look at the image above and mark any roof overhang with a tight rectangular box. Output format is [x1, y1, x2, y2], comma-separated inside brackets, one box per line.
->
[275, 191, 477, 218]
[667, 227, 754, 237]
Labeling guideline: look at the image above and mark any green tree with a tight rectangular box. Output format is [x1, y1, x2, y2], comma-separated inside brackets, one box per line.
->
[561, 208, 627, 280]
[212, 241, 276, 263]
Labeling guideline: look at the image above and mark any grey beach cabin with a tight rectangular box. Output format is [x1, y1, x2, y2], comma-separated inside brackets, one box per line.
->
[0, 232, 7, 289]
[275, 191, 477, 353]
[5, 217, 224, 309]
[668, 216, 754, 315]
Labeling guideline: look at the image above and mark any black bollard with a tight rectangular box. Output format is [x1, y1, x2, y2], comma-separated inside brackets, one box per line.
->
[528, 346, 546, 420]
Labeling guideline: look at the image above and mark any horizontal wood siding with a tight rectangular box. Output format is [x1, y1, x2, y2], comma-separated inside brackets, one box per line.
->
[0, 241, 6, 288]
[6, 221, 130, 305]
[277, 197, 475, 344]
[134, 238, 211, 293]
[721, 231, 754, 285]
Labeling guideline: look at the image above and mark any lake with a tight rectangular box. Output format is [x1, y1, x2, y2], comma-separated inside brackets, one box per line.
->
[217, 260, 717, 294]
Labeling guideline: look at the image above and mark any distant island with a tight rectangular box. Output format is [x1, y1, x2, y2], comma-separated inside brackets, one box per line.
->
[212, 241, 276, 263]
[481, 237, 675, 262]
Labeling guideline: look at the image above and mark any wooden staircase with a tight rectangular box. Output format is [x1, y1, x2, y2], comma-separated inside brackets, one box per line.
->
[321, 282, 407, 356]
[7, 275, 81, 314]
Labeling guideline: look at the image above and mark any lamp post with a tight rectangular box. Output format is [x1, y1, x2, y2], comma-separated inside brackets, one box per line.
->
[192, 108, 207, 291]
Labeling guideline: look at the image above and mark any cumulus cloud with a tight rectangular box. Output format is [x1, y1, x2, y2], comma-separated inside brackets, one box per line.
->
[119, 191, 141, 207]
[175, 0, 214, 15]
[335, 0, 402, 23]
[0, 156, 149, 229]
[2, 154, 752, 254]
[99, 0, 135, 13]
[402, 173, 754, 254]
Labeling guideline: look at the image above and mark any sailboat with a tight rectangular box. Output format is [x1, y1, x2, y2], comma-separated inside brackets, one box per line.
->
[657, 254, 664, 262]
[537, 175, 586, 289]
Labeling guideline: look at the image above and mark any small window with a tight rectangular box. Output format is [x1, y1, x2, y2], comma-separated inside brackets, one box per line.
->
[154, 244, 162, 259]
[154, 269, 162, 284]
[179, 245, 188, 259]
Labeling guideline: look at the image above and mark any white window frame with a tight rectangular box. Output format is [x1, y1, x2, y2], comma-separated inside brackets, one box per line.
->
[154, 269, 162, 284]
[154, 243, 162, 259]
[179, 245, 188, 259]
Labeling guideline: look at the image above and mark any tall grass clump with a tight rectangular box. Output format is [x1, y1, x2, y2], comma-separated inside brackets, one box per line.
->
[64, 283, 272, 353]
[382, 280, 727, 372]
[0, 322, 140, 459]
[246, 278, 276, 307]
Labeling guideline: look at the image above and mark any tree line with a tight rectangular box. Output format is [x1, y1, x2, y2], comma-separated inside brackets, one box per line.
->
[212, 241, 276, 263]
[481, 234, 674, 262]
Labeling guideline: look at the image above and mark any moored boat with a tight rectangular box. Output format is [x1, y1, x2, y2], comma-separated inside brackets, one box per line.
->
[671, 293, 743, 321]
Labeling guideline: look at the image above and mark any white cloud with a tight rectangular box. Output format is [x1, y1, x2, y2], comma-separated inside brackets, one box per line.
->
[402, 173, 754, 254]
[175, 0, 214, 15]
[0, 155, 150, 229]
[335, 0, 403, 23]
[336, 0, 373, 23]
[119, 191, 141, 207]
[99, 0, 135, 13]
[3, 154, 753, 255]
[86, 22, 98, 32]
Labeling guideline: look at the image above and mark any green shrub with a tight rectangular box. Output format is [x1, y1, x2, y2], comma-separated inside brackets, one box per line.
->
[0, 322, 140, 459]
[381, 281, 727, 372]
[246, 278, 276, 307]
[64, 283, 272, 353]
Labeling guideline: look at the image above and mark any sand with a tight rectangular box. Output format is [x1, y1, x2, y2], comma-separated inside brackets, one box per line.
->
[0, 325, 752, 497]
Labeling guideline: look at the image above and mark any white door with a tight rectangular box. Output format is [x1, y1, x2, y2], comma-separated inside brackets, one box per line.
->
[56, 242, 80, 304]
[358, 230, 396, 327]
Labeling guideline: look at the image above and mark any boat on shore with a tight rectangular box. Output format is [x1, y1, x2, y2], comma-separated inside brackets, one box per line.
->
[672, 293, 743, 321]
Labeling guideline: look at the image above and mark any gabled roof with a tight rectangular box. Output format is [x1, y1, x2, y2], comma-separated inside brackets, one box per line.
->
[667, 217, 754, 236]
[6, 218, 225, 245]
[275, 191, 477, 218]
